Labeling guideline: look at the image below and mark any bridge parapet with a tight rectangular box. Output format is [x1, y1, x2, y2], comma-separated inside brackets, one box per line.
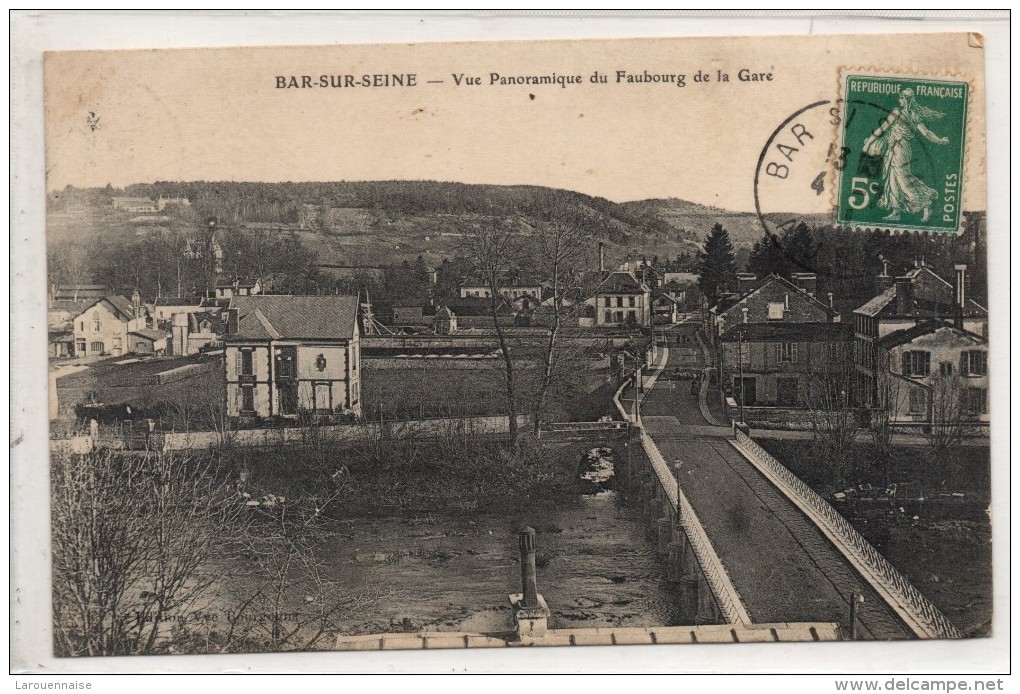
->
[638, 428, 752, 626]
[732, 428, 962, 640]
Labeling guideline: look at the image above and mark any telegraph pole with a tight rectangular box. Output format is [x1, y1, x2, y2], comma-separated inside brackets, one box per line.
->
[737, 329, 745, 425]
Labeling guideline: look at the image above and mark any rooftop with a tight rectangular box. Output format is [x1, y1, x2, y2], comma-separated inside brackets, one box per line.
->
[228, 295, 360, 340]
[876, 319, 986, 349]
[596, 271, 651, 295]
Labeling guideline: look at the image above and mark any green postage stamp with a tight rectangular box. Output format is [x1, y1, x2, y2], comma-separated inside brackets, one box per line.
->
[836, 73, 969, 234]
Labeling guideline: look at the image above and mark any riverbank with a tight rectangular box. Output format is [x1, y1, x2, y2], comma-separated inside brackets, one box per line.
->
[757, 438, 992, 637]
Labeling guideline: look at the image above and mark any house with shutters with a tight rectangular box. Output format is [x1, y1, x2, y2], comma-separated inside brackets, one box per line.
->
[590, 271, 652, 327]
[71, 294, 152, 358]
[711, 274, 843, 408]
[720, 321, 853, 408]
[852, 263, 987, 409]
[874, 320, 989, 428]
[223, 295, 362, 420]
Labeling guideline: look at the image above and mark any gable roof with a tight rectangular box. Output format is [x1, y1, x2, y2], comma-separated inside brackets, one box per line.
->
[596, 271, 650, 295]
[713, 274, 832, 317]
[876, 320, 987, 349]
[76, 295, 135, 322]
[154, 296, 204, 307]
[853, 266, 988, 319]
[228, 295, 359, 340]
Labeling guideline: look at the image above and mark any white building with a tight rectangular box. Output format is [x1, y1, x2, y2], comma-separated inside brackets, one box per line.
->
[223, 295, 362, 419]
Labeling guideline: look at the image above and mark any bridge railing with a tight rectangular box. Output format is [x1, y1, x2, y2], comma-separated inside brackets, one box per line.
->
[640, 428, 751, 626]
[733, 427, 962, 639]
[541, 421, 629, 433]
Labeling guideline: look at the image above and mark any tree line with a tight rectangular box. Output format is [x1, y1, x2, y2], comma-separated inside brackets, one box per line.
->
[698, 213, 987, 312]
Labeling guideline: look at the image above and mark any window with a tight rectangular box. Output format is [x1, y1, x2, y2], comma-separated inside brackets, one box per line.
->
[79, 321, 84, 332]
[776, 342, 798, 363]
[939, 361, 954, 376]
[960, 350, 987, 376]
[628, 296, 636, 308]
[75, 338, 86, 354]
[136, 341, 146, 351]
[963, 388, 988, 416]
[901, 350, 931, 377]
[352, 345, 357, 372]
[616, 311, 624, 323]
[616, 297, 624, 308]
[90, 341, 104, 354]
[241, 385, 255, 413]
[604, 310, 612, 323]
[767, 302, 785, 320]
[736, 342, 750, 365]
[92, 318, 101, 332]
[240, 349, 254, 376]
[908, 387, 927, 415]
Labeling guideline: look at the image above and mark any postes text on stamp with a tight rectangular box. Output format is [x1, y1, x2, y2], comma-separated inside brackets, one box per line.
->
[836, 74, 968, 234]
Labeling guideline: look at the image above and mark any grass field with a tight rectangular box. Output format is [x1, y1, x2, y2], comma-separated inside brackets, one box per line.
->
[361, 356, 617, 423]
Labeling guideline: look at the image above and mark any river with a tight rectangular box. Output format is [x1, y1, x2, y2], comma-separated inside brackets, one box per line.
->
[310, 448, 685, 636]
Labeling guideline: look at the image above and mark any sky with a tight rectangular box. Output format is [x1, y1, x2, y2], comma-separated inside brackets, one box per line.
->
[45, 33, 986, 212]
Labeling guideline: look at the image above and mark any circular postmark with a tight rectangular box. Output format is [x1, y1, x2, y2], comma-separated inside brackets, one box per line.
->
[751, 96, 949, 280]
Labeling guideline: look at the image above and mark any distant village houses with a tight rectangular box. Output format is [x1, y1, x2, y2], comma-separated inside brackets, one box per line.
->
[111, 197, 157, 213]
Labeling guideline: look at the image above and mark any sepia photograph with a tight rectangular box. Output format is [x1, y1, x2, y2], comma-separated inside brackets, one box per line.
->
[11, 12, 1010, 678]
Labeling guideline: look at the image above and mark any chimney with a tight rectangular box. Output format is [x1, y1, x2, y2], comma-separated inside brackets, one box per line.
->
[791, 272, 817, 297]
[895, 276, 914, 315]
[827, 292, 834, 308]
[598, 242, 605, 273]
[741, 306, 749, 323]
[954, 264, 967, 328]
[784, 293, 790, 311]
[227, 308, 239, 335]
[877, 259, 893, 291]
[736, 272, 757, 294]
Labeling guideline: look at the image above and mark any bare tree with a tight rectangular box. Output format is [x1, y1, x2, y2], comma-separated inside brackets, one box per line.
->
[928, 373, 975, 453]
[532, 213, 598, 436]
[804, 355, 860, 484]
[221, 484, 367, 652]
[463, 218, 524, 446]
[50, 449, 239, 656]
[870, 372, 905, 488]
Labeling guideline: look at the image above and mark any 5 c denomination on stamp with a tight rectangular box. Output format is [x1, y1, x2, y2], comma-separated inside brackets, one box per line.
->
[836, 73, 969, 234]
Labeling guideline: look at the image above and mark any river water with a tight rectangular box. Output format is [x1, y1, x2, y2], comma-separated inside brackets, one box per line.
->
[314, 448, 685, 636]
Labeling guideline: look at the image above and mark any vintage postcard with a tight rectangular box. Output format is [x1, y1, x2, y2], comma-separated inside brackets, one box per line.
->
[33, 29, 996, 665]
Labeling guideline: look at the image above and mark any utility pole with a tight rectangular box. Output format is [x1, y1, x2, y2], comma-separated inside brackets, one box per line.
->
[737, 329, 745, 425]
[849, 592, 864, 640]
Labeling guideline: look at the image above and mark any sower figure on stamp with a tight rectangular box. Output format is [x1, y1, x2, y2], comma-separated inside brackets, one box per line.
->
[862, 88, 949, 223]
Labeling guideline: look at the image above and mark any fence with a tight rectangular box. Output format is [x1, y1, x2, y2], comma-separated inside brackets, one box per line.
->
[732, 427, 962, 639]
[613, 345, 752, 626]
[638, 428, 752, 626]
[158, 414, 530, 451]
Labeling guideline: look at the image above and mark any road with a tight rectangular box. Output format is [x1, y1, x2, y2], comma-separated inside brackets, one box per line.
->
[641, 322, 913, 639]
